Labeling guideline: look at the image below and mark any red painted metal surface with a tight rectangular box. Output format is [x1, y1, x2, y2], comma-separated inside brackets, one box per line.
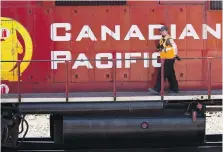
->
[66, 61, 69, 102]
[0, 1, 222, 97]
[18, 63, 21, 102]
[113, 52, 117, 100]
[208, 59, 212, 99]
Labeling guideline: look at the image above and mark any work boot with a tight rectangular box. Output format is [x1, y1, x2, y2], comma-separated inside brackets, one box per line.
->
[168, 89, 179, 93]
[148, 88, 159, 95]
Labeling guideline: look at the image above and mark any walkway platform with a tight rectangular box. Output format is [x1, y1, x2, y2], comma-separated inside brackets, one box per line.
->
[1, 90, 222, 103]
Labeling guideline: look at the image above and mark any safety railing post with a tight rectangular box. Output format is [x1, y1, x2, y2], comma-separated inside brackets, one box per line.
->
[207, 58, 212, 99]
[18, 62, 21, 102]
[160, 58, 164, 100]
[113, 53, 117, 101]
[65, 61, 69, 102]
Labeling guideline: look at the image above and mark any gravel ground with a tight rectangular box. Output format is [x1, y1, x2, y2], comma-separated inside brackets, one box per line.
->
[19, 111, 223, 138]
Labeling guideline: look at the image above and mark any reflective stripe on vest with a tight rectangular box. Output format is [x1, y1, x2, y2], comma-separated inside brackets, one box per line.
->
[165, 47, 173, 51]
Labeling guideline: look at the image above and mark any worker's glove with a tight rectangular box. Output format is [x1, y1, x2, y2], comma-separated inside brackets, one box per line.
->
[174, 55, 181, 61]
[157, 44, 164, 51]
[157, 48, 162, 51]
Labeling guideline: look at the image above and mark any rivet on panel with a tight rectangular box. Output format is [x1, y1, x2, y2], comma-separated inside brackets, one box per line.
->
[106, 9, 109, 12]
[180, 73, 183, 77]
[124, 8, 127, 12]
[75, 74, 78, 79]
[124, 74, 128, 78]
[45, 9, 50, 14]
[152, 8, 155, 12]
[106, 74, 110, 79]
[74, 10, 78, 14]
[180, 8, 183, 12]
[46, 76, 50, 80]
[28, 10, 32, 14]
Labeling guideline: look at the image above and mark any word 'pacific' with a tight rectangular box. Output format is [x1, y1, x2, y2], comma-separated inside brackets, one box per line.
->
[50, 23, 221, 41]
[51, 51, 161, 70]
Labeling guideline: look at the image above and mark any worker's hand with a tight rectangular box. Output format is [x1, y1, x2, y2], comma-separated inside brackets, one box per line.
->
[174, 55, 181, 61]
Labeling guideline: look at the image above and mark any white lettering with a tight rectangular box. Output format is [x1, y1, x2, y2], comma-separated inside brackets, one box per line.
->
[76, 25, 97, 41]
[50, 23, 71, 41]
[101, 25, 120, 41]
[50, 23, 222, 42]
[96, 53, 113, 69]
[116, 53, 122, 68]
[50, 51, 175, 69]
[72, 53, 93, 69]
[152, 52, 161, 67]
[149, 24, 162, 40]
[51, 51, 71, 69]
[179, 24, 199, 39]
[124, 25, 145, 40]
[203, 24, 221, 39]
[125, 53, 141, 68]
[170, 24, 176, 39]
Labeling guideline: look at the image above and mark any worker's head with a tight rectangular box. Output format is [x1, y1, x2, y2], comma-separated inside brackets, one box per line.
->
[159, 26, 168, 36]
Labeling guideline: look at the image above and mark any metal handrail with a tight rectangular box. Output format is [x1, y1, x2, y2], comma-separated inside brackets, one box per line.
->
[1, 57, 222, 102]
[1, 57, 222, 62]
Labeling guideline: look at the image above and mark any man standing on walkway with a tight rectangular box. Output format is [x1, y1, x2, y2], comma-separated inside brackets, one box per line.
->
[148, 25, 180, 94]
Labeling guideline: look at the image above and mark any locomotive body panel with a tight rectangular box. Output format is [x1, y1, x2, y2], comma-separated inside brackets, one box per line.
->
[1, 1, 222, 101]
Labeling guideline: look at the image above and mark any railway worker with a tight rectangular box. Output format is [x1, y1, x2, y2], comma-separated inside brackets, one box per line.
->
[148, 25, 180, 94]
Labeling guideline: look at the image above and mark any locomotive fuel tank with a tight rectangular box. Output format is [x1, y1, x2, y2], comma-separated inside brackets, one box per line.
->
[51, 111, 205, 148]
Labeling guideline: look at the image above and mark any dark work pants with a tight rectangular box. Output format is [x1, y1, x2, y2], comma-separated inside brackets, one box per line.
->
[153, 59, 179, 92]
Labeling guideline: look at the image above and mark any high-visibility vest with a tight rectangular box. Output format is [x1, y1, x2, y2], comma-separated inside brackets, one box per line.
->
[159, 35, 175, 59]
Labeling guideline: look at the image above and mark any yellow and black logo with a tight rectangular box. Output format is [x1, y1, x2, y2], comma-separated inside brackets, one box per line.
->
[1, 17, 33, 82]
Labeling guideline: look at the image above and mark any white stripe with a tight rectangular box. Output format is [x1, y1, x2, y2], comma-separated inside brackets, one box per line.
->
[21, 98, 66, 102]
[1, 95, 222, 103]
[1, 98, 18, 103]
[211, 95, 223, 99]
[69, 97, 114, 102]
[169, 38, 178, 55]
[117, 96, 161, 101]
[165, 48, 172, 51]
[164, 95, 209, 100]
[206, 106, 222, 108]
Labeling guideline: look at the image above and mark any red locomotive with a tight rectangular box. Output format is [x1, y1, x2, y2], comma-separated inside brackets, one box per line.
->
[1, 0, 222, 150]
